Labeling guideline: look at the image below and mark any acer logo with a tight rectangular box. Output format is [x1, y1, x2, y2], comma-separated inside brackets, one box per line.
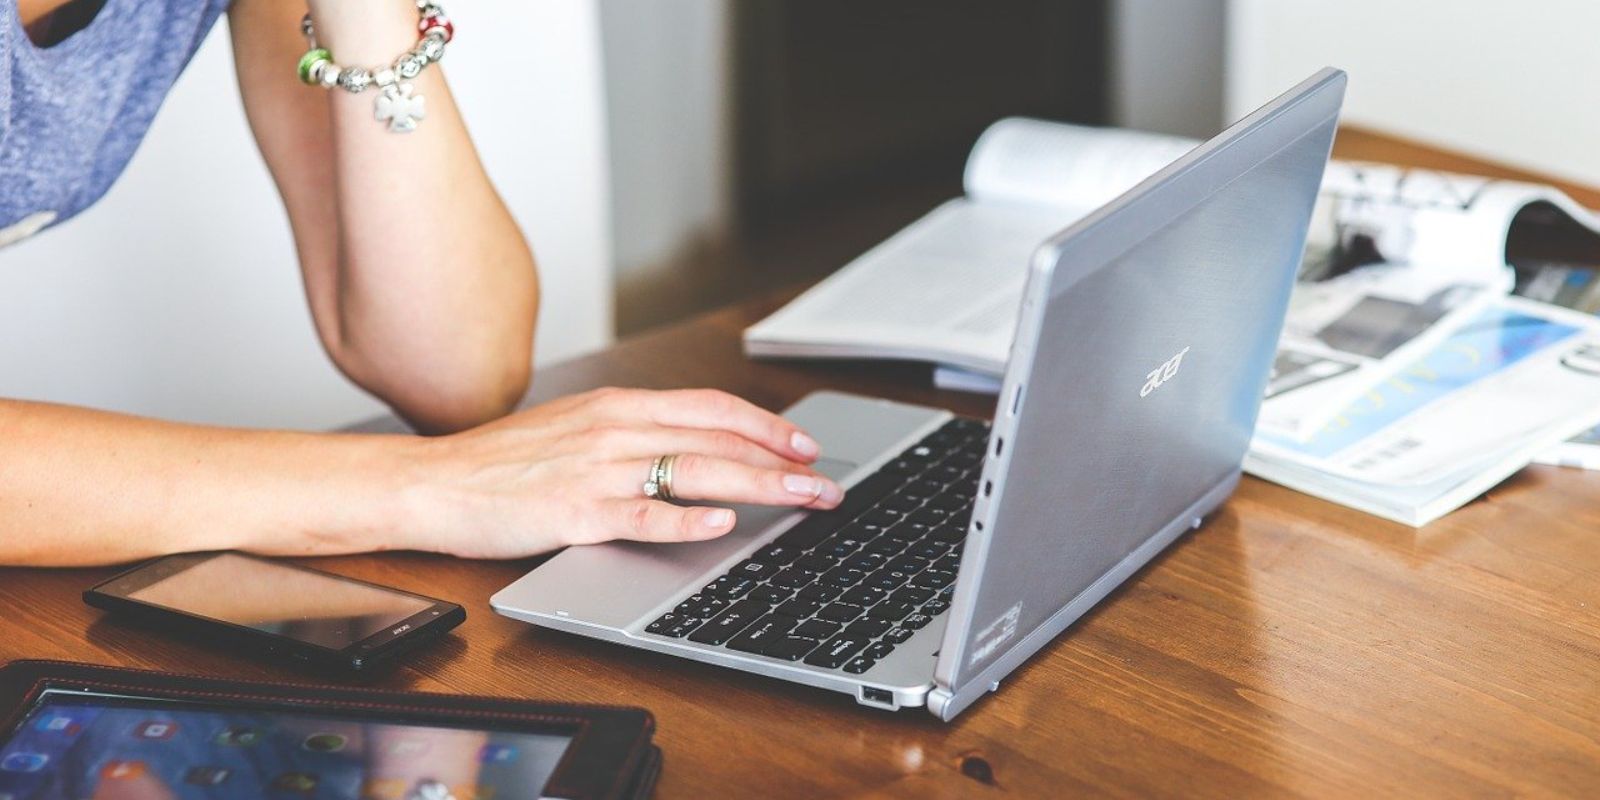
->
[1140, 347, 1191, 397]
[391, 624, 412, 636]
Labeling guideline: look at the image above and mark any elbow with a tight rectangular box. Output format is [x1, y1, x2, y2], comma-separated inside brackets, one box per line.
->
[392, 356, 532, 435]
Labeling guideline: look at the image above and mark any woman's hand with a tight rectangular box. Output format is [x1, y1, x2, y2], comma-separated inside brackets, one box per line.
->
[397, 388, 843, 559]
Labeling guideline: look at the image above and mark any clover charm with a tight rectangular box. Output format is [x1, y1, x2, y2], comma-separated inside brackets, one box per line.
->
[375, 83, 426, 133]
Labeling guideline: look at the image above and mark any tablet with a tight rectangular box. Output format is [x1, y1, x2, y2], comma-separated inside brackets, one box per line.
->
[0, 661, 660, 800]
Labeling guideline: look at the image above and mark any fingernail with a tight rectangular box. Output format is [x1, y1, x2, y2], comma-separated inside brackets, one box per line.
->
[703, 509, 734, 529]
[818, 480, 844, 506]
[791, 431, 820, 458]
[783, 474, 823, 497]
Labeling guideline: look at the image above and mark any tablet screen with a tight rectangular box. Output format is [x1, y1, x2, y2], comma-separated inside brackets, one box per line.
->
[0, 690, 571, 799]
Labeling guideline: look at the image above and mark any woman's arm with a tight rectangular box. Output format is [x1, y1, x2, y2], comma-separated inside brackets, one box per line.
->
[0, 389, 842, 567]
[228, 0, 538, 434]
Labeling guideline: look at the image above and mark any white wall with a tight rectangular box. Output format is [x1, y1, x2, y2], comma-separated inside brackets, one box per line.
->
[1228, 0, 1600, 186]
[1111, 0, 1228, 139]
[0, 1, 614, 430]
[598, 0, 732, 277]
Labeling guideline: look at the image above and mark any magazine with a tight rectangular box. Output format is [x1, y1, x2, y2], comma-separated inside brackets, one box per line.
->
[1245, 298, 1600, 525]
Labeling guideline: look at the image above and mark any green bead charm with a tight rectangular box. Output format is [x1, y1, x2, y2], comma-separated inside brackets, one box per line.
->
[297, 48, 332, 85]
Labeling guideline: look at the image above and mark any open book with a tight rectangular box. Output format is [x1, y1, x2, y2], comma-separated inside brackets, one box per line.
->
[743, 119, 1196, 375]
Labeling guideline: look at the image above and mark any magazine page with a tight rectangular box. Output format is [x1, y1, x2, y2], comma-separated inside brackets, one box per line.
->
[1250, 298, 1600, 488]
[963, 118, 1198, 210]
[1258, 260, 1513, 440]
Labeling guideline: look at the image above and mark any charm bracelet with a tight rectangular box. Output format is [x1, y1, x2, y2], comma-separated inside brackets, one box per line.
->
[296, 1, 454, 133]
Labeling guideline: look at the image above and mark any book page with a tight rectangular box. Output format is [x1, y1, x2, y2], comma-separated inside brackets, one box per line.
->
[744, 198, 1081, 373]
[963, 118, 1198, 210]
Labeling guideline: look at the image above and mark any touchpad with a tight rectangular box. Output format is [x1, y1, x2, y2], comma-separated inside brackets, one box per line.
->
[814, 457, 860, 483]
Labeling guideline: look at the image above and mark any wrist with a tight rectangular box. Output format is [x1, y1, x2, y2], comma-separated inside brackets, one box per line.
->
[305, 1, 421, 66]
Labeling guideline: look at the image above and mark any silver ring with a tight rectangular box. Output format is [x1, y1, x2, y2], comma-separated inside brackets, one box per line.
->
[643, 454, 677, 501]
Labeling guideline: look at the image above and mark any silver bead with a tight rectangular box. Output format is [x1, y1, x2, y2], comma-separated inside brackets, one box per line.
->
[338, 67, 373, 94]
[395, 52, 425, 80]
[420, 3, 444, 17]
[419, 37, 445, 64]
[318, 64, 341, 89]
[373, 67, 398, 88]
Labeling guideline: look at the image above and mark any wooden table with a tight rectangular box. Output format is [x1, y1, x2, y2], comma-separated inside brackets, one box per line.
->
[3, 131, 1598, 798]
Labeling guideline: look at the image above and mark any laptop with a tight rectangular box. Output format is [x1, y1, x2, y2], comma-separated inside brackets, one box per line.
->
[493, 68, 1346, 721]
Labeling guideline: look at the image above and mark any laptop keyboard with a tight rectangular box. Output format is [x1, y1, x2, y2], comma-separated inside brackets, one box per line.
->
[645, 417, 989, 674]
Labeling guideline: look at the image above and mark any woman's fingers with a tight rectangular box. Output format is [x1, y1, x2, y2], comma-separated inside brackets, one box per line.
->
[589, 388, 821, 464]
[616, 454, 843, 510]
[605, 498, 738, 543]
[594, 425, 806, 472]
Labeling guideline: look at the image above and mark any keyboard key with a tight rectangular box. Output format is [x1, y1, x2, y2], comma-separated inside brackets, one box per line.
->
[932, 555, 962, 573]
[893, 587, 934, 605]
[881, 458, 922, 476]
[887, 554, 929, 574]
[929, 464, 965, 483]
[705, 575, 759, 598]
[845, 618, 891, 639]
[842, 657, 876, 675]
[887, 522, 933, 543]
[687, 600, 770, 645]
[861, 508, 908, 527]
[804, 635, 871, 669]
[865, 642, 896, 660]
[867, 600, 914, 621]
[727, 614, 800, 654]
[675, 593, 727, 619]
[928, 494, 972, 513]
[841, 552, 886, 573]
[793, 553, 837, 573]
[776, 598, 822, 619]
[879, 494, 922, 513]
[763, 636, 821, 661]
[793, 618, 841, 640]
[922, 599, 951, 615]
[905, 540, 945, 560]
[816, 535, 864, 558]
[831, 472, 905, 517]
[754, 543, 804, 565]
[908, 508, 951, 526]
[798, 584, 842, 603]
[748, 585, 790, 605]
[883, 627, 914, 644]
[866, 569, 913, 590]
[820, 567, 865, 588]
[910, 570, 955, 590]
[839, 585, 888, 607]
[770, 568, 816, 589]
[929, 525, 967, 544]
[730, 559, 779, 581]
[646, 613, 694, 636]
[864, 538, 905, 556]
[901, 613, 933, 630]
[816, 602, 864, 623]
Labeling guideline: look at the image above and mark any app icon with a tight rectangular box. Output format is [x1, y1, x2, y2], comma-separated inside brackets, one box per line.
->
[270, 772, 320, 793]
[0, 753, 49, 773]
[184, 766, 232, 786]
[100, 760, 147, 780]
[360, 778, 407, 800]
[302, 733, 348, 753]
[134, 720, 178, 740]
[478, 744, 518, 764]
[33, 715, 81, 735]
[386, 739, 431, 757]
[213, 727, 260, 747]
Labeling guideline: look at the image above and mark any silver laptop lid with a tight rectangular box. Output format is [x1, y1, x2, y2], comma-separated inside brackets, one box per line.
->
[930, 69, 1346, 719]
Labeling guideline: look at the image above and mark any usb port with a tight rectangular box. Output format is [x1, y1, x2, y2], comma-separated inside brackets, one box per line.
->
[860, 687, 895, 707]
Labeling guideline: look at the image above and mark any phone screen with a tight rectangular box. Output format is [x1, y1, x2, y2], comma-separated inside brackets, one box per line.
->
[121, 554, 436, 651]
[0, 690, 571, 799]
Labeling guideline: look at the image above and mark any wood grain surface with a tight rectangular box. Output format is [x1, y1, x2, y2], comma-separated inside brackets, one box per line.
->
[2, 130, 1597, 798]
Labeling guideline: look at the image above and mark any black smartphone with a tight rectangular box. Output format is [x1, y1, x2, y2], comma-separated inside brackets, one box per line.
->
[84, 552, 466, 672]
